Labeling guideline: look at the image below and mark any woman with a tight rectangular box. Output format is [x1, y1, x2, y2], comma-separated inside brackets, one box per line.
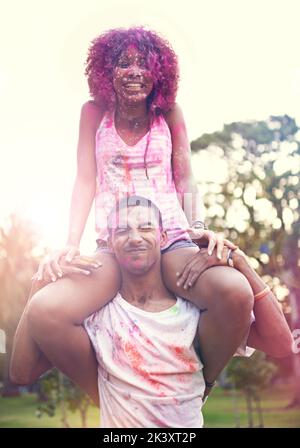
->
[27, 27, 254, 400]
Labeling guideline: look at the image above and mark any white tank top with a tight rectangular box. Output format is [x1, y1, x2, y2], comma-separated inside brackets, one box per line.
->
[84, 294, 205, 428]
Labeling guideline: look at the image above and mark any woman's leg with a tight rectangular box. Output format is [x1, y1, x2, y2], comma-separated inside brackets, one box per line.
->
[27, 252, 121, 402]
[161, 247, 254, 385]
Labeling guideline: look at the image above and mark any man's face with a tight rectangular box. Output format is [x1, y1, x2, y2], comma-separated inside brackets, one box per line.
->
[108, 205, 167, 275]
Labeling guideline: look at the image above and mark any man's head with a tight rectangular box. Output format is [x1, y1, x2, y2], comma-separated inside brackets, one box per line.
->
[107, 195, 167, 275]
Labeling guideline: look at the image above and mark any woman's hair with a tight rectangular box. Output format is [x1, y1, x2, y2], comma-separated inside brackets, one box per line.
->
[84, 26, 179, 114]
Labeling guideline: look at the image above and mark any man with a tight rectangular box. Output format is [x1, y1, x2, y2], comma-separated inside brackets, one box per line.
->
[10, 196, 293, 427]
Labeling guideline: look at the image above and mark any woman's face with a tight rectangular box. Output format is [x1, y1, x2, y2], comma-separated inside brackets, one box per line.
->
[113, 45, 154, 105]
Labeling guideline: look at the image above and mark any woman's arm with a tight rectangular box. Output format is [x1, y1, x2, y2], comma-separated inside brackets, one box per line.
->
[164, 103, 204, 224]
[37, 101, 104, 281]
[233, 250, 294, 358]
[67, 101, 104, 247]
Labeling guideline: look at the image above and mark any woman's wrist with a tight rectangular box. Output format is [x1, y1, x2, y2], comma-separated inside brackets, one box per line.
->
[66, 241, 80, 248]
[67, 226, 83, 247]
[191, 220, 208, 230]
[231, 249, 248, 272]
[66, 234, 80, 247]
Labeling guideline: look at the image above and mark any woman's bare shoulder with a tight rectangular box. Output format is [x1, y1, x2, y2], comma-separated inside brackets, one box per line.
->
[81, 100, 106, 131]
[163, 103, 184, 128]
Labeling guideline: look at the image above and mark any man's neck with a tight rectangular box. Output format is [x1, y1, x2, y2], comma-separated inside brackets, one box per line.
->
[119, 264, 176, 312]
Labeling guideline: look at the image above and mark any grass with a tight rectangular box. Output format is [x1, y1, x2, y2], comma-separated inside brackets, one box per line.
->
[0, 393, 99, 428]
[0, 385, 299, 428]
[202, 384, 300, 428]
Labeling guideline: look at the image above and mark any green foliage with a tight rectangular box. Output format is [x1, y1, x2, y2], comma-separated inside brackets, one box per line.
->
[1, 386, 299, 428]
[192, 115, 298, 150]
[36, 369, 93, 428]
[227, 351, 277, 397]
[191, 114, 300, 419]
[226, 352, 278, 427]
[191, 114, 300, 288]
[0, 215, 46, 396]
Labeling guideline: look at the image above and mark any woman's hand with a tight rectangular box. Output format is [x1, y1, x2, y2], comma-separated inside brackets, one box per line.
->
[34, 247, 101, 282]
[176, 245, 236, 290]
[186, 226, 237, 259]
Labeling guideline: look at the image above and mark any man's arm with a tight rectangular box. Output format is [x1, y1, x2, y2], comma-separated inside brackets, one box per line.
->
[10, 279, 52, 385]
[233, 249, 294, 358]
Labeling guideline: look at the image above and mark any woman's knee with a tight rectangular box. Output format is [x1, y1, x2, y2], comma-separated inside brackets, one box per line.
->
[199, 267, 254, 315]
[223, 275, 254, 316]
[26, 282, 73, 337]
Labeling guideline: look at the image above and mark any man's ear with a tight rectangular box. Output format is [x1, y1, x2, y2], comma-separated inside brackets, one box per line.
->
[160, 230, 168, 248]
[107, 235, 113, 251]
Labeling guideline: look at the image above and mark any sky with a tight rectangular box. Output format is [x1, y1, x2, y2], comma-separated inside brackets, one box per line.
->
[1, 0, 300, 253]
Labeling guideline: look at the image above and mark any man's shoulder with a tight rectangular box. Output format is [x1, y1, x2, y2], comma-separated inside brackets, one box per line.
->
[84, 292, 120, 328]
[175, 296, 200, 315]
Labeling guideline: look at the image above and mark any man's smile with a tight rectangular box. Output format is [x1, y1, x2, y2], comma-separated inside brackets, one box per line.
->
[125, 247, 148, 253]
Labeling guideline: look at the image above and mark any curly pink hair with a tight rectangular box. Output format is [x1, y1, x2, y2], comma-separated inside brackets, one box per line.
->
[84, 26, 179, 114]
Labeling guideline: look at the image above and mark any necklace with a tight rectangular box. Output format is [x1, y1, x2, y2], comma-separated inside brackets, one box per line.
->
[115, 111, 149, 131]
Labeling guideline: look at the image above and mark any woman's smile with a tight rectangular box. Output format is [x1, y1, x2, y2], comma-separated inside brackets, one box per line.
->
[123, 82, 146, 93]
[113, 46, 154, 102]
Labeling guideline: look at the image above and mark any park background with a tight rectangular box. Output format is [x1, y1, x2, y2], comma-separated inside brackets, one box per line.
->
[0, 0, 300, 427]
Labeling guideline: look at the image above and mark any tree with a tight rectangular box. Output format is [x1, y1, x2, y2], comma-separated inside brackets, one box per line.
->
[36, 369, 94, 428]
[0, 214, 43, 396]
[0, 214, 97, 424]
[226, 351, 277, 427]
[191, 114, 300, 404]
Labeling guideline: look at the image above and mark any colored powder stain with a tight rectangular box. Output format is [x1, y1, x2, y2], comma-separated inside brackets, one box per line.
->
[170, 345, 198, 372]
[106, 328, 113, 340]
[124, 340, 161, 389]
[109, 331, 130, 368]
[106, 114, 113, 129]
[128, 323, 155, 348]
[124, 340, 143, 367]
[169, 305, 179, 314]
[123, 154, 132, 185]
[128, 323, 140, 337]
[177, 374, 186, 383]
[151, 417, 167, 427]
[146, 337, 154, 346]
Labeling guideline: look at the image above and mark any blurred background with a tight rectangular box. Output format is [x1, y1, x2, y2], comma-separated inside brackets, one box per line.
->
[0, 0, 300, 427]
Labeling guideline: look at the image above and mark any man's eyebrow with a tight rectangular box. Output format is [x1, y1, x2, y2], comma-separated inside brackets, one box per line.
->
[114, 224, 130, 231]
[114, 220, 156, 230]
[138, 220, 156, 227]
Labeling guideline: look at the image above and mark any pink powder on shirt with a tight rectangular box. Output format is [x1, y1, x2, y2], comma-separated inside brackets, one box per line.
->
[124, 340, 162, 389]
[170, 345, 198, 372]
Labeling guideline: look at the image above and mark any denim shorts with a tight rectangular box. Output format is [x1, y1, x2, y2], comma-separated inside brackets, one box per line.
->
[95, 238, 198, 255]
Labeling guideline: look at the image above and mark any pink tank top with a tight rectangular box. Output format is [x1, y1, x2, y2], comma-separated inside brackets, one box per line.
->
[94, 109, 190, 249]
